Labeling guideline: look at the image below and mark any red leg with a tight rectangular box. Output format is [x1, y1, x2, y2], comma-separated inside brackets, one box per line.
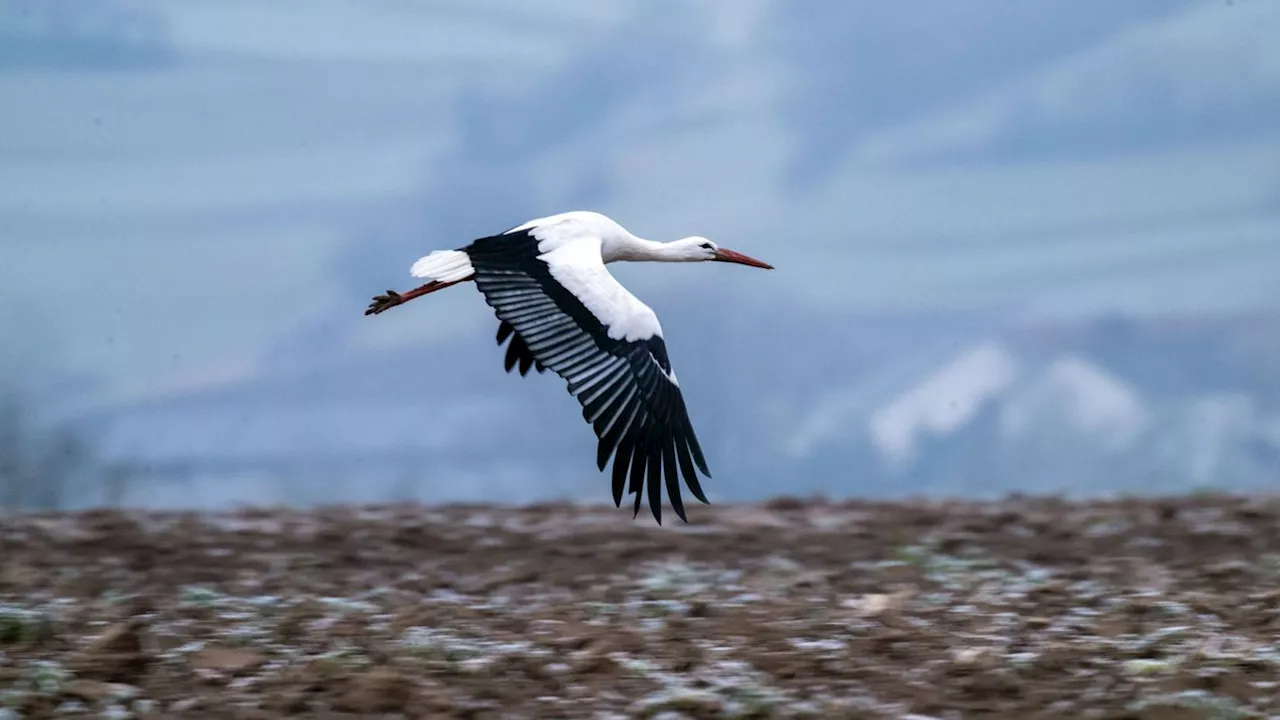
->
[364, 278, 468, 316]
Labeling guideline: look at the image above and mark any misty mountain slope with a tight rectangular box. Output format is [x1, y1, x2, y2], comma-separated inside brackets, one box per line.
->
[796, 313, 1280, 498]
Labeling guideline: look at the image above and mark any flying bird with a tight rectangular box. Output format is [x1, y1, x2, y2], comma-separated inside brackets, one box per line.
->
[364, 210, 773, 524]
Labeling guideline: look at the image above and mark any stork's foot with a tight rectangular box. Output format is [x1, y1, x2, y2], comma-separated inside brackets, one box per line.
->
[365, 289, 403, 316]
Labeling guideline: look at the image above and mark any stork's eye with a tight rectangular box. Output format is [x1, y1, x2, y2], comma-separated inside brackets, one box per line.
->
[700, 242, 714, 250]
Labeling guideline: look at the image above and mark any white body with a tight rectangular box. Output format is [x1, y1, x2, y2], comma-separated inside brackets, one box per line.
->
[409, 211, 717, 345]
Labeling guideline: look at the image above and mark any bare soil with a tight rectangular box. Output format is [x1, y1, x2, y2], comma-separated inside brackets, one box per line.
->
[2, 493, 1280, 718]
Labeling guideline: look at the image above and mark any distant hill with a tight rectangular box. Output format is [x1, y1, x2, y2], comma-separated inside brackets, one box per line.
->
[793, 310, 1280, 498]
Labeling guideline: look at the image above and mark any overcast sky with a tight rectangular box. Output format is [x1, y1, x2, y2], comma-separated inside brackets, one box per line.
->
[3, 0, 1278, 410]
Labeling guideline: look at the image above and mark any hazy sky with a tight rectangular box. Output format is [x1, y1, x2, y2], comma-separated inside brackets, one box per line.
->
[3, 0, 1278, 411]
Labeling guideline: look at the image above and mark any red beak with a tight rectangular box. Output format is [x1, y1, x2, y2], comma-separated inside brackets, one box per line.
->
[712, 247, 774, 270]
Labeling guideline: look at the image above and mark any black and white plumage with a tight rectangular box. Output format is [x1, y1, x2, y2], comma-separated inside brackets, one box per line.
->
[365, 210, 773, 524]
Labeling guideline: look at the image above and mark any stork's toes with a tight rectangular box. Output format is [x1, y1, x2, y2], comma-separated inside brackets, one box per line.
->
[364, 289, 402, 316]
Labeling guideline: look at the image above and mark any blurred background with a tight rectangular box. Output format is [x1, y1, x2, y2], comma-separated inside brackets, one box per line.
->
[2, 0, 1277, 512]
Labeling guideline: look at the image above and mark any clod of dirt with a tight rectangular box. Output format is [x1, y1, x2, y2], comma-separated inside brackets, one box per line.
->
[61, 678, 138, 704]
[188, 646, 265, 675]
[70, 619, 149, 683]
[333, 667, 415, 713]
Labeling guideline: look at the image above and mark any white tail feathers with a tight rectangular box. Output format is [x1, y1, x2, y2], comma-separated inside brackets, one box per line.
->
[410, 250, 474, 282]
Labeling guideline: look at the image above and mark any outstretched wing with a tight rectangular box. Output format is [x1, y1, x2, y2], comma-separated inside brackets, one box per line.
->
[465, 229, 711, 524]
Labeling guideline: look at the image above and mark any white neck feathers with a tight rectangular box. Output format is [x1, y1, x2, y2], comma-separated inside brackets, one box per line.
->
[603, 234, 703, 264]
[603, 235, 662, 262]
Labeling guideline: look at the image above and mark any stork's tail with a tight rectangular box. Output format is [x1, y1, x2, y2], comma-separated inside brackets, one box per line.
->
[410, 249, 474, 283]
[365, 249, 476, 316]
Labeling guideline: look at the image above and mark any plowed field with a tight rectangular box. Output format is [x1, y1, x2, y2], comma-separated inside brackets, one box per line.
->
[3, 494, 1280, 718]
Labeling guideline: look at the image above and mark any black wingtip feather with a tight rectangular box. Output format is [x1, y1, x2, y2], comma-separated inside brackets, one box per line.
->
[681, 411, 712, 479]
[674, 436, 703, 505]
[689, 436, 710, 477]
[611, 437, 633, 507]
[596, 438, 611, 473]
[629, 441, 646, 519]
[496, 321, 545, 378]
[663, 437, 686, 523]
[503, 337, 519, 373]
[647, 438, 662, 525]
[594, 404, 633, 472]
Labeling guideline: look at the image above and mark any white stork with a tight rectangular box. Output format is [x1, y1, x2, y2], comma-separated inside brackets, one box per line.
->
[364, 210, 773, 524]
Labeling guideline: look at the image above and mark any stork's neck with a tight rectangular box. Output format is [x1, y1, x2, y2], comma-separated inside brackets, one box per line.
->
[602, 234, 681, 263]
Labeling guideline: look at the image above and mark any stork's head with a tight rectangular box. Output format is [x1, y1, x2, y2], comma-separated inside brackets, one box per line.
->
[673, 236, 774, 269]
